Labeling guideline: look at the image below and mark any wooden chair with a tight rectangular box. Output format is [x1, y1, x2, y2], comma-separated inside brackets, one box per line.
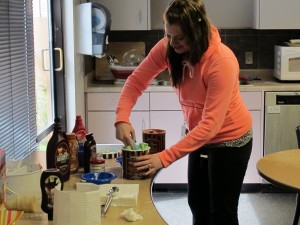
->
[296, 126, 300, 148]
[293, 125, 300, 225]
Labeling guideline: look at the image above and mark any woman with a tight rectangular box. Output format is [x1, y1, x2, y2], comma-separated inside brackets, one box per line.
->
[115, 0, 252, 224]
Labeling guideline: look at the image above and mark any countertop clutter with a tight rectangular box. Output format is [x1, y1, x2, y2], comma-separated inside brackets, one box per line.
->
[16, 151, 167, 225]
[85, 70, 300, 93]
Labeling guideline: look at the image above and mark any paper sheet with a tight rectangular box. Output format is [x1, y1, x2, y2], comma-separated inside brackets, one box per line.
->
[53, 185, 101, 225]
[76, 183, 139, 206]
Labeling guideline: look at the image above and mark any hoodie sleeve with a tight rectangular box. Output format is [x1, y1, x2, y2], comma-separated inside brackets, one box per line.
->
[115, 39, 168, 125]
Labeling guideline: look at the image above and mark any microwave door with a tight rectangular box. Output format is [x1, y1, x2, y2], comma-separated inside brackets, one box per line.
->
[289, 57, 300, 72]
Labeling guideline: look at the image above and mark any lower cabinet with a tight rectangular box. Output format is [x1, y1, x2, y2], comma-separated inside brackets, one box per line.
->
[86, 92, 150, 144]
[240, 91, 264, 184]
[86, 90, 264, 185]
[87, 111, 150, 144]
[149, 92, 187, 184]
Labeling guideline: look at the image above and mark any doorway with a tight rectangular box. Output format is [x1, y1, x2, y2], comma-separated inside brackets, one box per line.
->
[33, 0, 66, 151]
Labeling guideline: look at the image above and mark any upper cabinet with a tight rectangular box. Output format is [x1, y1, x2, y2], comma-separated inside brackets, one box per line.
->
[150, 0, 169, 29]
[203, 0, 253, 28]
[253, 0, 300, 29]
[151, 0, 253, 29]
[94, 0, 150, 30]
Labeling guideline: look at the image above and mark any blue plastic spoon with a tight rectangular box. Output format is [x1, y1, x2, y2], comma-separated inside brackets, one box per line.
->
[131, 138, 139, 150]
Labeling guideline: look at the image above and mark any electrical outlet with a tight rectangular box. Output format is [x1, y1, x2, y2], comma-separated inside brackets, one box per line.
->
[267, 106, 281, 114]
[245, 52, 253, 64]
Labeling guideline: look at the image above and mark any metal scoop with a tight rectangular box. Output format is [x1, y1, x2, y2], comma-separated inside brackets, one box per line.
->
[102, 186, 119, 216]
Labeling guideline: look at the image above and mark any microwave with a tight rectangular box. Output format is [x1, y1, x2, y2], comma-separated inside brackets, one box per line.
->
[274, 45, 300, 81]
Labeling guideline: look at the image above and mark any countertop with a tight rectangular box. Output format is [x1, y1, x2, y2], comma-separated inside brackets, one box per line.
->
[16, 151, 167, 225]
[85, 72, 300, 93]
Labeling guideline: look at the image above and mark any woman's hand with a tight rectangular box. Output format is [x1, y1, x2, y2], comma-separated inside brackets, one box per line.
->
[134, 153, 164, 176]
[115, 122, 136, 149]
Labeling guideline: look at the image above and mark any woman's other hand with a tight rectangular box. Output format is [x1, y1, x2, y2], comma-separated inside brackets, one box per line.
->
[115, 122, 136, 149]
[134, 153, 164, 176]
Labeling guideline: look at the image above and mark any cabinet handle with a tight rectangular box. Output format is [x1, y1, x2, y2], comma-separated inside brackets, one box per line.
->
[54, 47, 63, 71]
[142, 118, 146, 130]
[138, 10, 142, 24]
[112, 98, 119, 104]
[181, 122, 187, 139]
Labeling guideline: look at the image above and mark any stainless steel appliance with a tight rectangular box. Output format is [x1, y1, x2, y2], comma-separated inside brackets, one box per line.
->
[264, 91, 300, 155]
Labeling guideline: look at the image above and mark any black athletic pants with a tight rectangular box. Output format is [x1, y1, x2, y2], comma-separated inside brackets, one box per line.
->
[187, 139, 252, 225]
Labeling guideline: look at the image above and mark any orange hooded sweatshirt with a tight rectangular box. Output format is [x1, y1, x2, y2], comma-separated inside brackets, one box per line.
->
[115, 26, 252, 168]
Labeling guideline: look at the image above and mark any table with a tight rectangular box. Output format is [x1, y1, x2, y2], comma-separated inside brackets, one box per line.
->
[16, 151, 167, 225]
[257, 149, 300, 225]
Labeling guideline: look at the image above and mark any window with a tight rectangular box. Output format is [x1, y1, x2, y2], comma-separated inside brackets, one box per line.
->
[34, 0, 55, 151]
[0, 0, 36, 159]
[0, 0, 65, 159]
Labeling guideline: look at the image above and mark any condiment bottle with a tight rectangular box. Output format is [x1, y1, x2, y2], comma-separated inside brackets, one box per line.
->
[72, 115, 88, 168]
[46, 117, 70, 182]
[90, 151, 105, 173]
[40, 168, 64, 221]
[83, 133, 96, 173]
[66, 133, 79, 173]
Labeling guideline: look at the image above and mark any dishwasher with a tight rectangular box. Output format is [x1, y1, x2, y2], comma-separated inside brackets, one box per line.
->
[264, 91, 300, 156]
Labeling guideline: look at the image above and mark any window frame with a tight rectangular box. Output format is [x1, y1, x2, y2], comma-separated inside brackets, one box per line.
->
[0, 0, 66, 159]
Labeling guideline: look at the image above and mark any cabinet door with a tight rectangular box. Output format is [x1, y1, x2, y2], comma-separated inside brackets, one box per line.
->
[87, 92, 149, 111]
[151, 0, 252, 29]
[253, 0, 300, 29]
[151, 111, 187, 184]
[241, 91, 263, 183]
[243, 111, 262, 183]
[203, 0, 252, 28]
[87, 111, 150, 144]
[150, 111, 184, 148]
[96, 0, 150, 30]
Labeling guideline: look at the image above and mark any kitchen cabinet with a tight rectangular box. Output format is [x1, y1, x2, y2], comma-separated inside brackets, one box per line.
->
[94, 0, 150, 30]
[253, 0, 300, 29]
[149, 92, 187, 184]
[240, 91, 264, 183]
[86, 90, 264, 185]
[151, 0, 253, 29]
[86, 92, 150, 143]
[153, 91, 264, 185]
[203, 0, 252, 28]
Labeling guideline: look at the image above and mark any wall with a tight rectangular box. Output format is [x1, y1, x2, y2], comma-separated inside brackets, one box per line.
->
[63, 0, 85, 131]
[95, 29, 300, 71]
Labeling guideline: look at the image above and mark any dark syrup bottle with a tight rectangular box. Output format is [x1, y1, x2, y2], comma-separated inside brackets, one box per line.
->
[83, 133, 96, 173]
[40, 168, 64, 221]
[46, 117, 70, 182]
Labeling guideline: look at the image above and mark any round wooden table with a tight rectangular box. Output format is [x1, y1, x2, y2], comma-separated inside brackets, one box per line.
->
[257, 149, 300, 225]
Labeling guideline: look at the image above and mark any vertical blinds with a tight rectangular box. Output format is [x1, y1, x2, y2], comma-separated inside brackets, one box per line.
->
[0, 0, 37, 159]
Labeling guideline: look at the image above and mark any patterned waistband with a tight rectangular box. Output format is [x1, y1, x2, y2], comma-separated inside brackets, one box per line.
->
[204, 129, 253, 149]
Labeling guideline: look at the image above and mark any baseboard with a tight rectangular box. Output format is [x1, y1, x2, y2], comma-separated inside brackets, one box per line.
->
[241, 183, 262, 192]
[261, 183, 297, 193]
[152, 183, 188, 192]
[152, 183, 263, 193]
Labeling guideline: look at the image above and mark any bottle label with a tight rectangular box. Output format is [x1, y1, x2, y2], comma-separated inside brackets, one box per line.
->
[91, 144, 96, 154]
[75, 130, 87, 144]
[55, 141, 70, 175]
[44, 174, 63, 209]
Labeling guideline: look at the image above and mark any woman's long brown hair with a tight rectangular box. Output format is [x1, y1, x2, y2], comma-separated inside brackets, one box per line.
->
[164, 0, 211, 87]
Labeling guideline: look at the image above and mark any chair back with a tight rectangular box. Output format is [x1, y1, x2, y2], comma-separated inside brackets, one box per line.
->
[296, 126, 300, 148]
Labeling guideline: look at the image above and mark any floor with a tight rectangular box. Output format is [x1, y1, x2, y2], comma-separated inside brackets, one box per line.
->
[152, 191, 298, 225]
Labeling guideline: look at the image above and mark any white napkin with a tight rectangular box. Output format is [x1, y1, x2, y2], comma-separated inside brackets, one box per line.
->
[53, 185, 101, 225]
